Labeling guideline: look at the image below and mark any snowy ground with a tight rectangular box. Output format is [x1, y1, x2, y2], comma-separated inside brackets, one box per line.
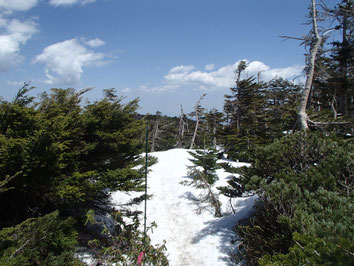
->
[111, 148, 257, 266]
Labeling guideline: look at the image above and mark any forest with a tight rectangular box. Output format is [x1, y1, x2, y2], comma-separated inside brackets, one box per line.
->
[0, 0, 353, 265]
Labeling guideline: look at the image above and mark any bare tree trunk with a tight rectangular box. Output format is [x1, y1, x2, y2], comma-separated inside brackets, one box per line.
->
[190, 110, 199, 149]
[235, 61, 247, 130]
[177, 105, 186, 148]
[196, 170, 222, 217]
[190, 94, 206, 149]
[331, 93, 338, 119]
[151, 114, 161, 152]
[213, 119, 217, 150]
[339, 5, 349, 116]
[298, 0, 323, 130]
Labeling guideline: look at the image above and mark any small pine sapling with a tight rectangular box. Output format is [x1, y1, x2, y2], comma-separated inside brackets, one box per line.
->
[184, 149, 222, 217]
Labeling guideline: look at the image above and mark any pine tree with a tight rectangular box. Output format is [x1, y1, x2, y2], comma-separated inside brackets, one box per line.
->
[226, 132, 353, 264]
[223, 77, 266, 161]
[205, 108, 224, 150]
[0, 88, 145, 227]
[188, 149, 221, 184]
[186, 149, 222, 217]
[262, 78, 300, 138]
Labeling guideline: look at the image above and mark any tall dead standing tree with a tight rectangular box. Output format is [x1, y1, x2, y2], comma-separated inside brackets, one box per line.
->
[281, 0, 333, 130]
[189, 94, 206, 149]
[283, 0, 352, 130]
[150, 111, 162, 152]
[177, 105, 187, 148]
[298, 0, 324, 130]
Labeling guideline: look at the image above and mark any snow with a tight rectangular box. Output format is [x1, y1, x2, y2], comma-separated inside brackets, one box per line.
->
[111, 148, 257, 266]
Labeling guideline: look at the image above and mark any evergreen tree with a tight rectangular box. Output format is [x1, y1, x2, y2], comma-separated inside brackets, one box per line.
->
[329, 0, 354, 118]
[224, 132, 353, 264]
[205, 108, 224, 150]
[0, 211, 82, 266]
[262, 78, 300, 138]
[223, 77, 267, 161]
[0, 87, 169, 264]
[0, 87, 144, 226]
[186, 149, 222, 217]
[188, 149, 221, 184]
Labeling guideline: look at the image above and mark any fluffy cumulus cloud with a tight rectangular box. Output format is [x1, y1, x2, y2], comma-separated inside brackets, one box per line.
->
[164, 63, 235, 89]
[0, 0, 38, 13]
[137, 60, 304, 93]
[82, 37, 105, 47]
[0, 18, 38, 71]
[204, 64, 215, 71]
[0, 0, 97, 72]
[0, 0, 39, 71]
[33, 38, 108, 85]
[48, 0, 96, 6]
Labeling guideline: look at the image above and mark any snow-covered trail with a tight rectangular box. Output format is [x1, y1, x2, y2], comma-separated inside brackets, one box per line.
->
[112, 149, 257, 266]
[146, 149, 203, 265]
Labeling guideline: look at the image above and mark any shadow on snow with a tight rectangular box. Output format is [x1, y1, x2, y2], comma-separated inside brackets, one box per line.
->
[191, 196, 257, 265]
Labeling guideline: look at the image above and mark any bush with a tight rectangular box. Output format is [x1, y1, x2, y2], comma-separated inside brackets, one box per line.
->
[85, 210, 168, 265]
[260, 233, 354, 266]
[0, 211, 82, 266]
[229, 132, 353, 264]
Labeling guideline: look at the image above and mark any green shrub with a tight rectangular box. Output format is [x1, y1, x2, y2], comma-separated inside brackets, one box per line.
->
[260, 233, 354, 266]
[0, 211, 82, 266]
[228, 132, 353, 264]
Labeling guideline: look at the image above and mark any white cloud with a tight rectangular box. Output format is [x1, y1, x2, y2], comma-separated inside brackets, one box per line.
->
[48, 0, 96, 6]
[0, 0, 38, 12]
[169, 65, 195, 73]
[0, 0, 39, 71]
[82, 38, 105, 47]
[261, 65, 304, 81]
[205, 64, 215, 71]
[164, 60, 303, 90]
[122, 84, 179, 94]
[33, 38, 109, 85]
[6, 19, 38, 43]
[164, 62, 235, 89]
[134, 60, 304, 93]
[7, 80, 25, 86]
[0, 18, 38, 71]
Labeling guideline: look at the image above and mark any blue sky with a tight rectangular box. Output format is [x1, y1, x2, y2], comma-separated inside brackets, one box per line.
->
[0, 0, 337, 115]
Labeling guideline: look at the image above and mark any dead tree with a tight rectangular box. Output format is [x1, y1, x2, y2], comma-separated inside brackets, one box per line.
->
[298, 0, 324, 130]
[189, 94, 206, 149]
[177, 105, 186, 148]
[282, 0, 334, 130]
[150, 112, 162, 152]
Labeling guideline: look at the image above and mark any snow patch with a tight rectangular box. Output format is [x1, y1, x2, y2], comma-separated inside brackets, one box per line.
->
[111, 148, 256, 265]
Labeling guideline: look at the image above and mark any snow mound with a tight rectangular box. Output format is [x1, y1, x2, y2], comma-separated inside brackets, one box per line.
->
[111, 148, 257, 266]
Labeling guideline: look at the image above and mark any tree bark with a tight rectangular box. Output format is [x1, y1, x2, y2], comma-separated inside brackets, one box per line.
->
[213, 118, 217, 150]
[190, 111, 199, 149]
[298, 0, 323, 130]
[196, 170, 222, 217]
[190, 94, 206, 149]
[151, 118, 159, 152]
[151, 112, 161, 152]
[178, 105, 186, 148]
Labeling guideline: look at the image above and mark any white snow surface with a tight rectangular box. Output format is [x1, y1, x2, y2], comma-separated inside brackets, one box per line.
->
[111, 148, 257, 266]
